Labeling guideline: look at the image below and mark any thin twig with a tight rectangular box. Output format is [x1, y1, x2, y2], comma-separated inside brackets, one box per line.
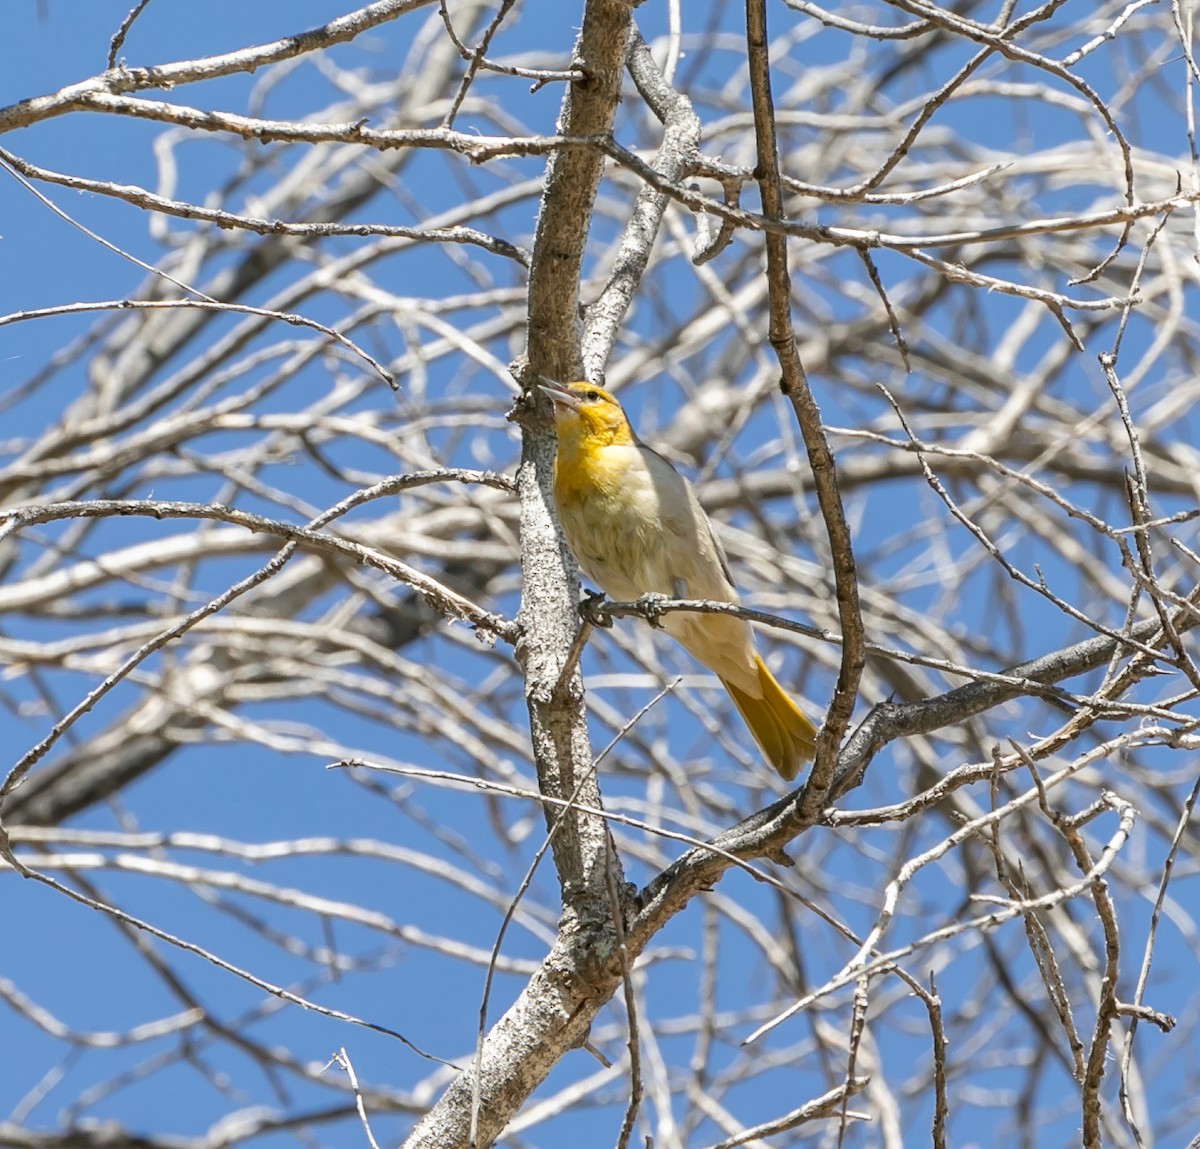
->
[745, 0, 865, 804]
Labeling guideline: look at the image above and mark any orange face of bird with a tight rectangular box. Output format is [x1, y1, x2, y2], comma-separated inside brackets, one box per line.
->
[539, 379, 634, 448]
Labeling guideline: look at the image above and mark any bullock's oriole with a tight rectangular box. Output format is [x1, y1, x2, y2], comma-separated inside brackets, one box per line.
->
[540, 378, 817, 781]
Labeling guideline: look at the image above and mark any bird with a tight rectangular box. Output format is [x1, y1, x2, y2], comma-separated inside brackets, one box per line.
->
[539, 378, 817, 781]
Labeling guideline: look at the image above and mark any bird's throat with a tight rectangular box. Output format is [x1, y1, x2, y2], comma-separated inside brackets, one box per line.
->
[551, 419, 634, 507]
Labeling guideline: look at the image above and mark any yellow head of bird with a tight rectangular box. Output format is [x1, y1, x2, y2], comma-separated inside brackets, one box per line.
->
[539, 379, 634, 448]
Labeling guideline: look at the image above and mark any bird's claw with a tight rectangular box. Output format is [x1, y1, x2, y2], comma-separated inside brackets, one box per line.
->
[636, 592, 670, 628]
[579, 589, 612, 628]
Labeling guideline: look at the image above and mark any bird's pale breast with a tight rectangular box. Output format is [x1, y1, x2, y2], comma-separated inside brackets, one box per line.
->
[554, 440, 759, 689]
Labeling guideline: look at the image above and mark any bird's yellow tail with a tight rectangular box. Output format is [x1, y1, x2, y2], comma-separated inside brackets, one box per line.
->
[721, 656, 817, 782]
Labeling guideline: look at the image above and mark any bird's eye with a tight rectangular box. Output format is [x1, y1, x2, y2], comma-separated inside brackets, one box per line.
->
[584, 389, 601, 402]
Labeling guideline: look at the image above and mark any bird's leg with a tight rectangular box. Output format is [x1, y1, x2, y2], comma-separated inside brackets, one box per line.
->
[640, 579, 688, 628]
[578, 587, 613, 628]
[635, 588, 677, 629]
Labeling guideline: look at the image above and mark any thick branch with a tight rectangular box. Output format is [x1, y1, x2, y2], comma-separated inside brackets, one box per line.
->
[406, 2, 638, 1145]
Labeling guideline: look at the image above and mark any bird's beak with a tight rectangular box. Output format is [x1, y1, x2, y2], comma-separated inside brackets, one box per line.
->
[538, 377, 582, 410]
